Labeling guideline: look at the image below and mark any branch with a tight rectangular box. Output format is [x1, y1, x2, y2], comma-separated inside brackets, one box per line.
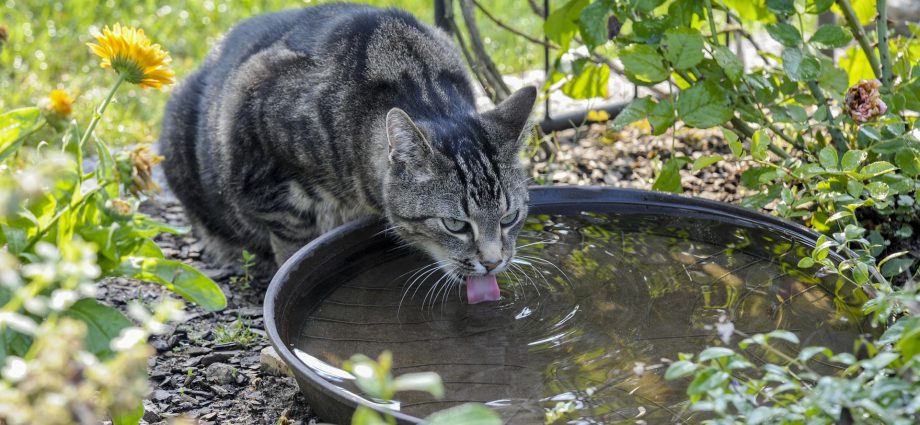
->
[876, 0, 893, 87]
[807, 81, 849, 152]
[442, 0, 497, 100]
[527, 0, 544, 17]
[458, 0, 511, 101]
[835, 0, 883, 80]
[470, 0, 556, 48]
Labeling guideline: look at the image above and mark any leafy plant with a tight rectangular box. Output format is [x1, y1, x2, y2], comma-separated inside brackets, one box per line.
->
[229, 250, 257, 289]
[0, 23, 224, 424]
[213, 318, 260, 348]
[343, 351, 501, 425]
[545, 0, 919, 421]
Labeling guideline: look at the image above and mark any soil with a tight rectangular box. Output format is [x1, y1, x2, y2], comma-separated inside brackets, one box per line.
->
[107, 125, 751, 425]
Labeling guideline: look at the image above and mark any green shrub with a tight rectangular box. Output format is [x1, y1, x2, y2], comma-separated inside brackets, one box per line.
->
[545, 0, 919, 421]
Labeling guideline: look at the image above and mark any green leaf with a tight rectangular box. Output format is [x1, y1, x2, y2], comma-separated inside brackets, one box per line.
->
[711, 46, 744, 83]
[723, 0, 771, 21]
[798, 346, 832, 362]
[611, 97, 654, 130]
[677, 81, 733, 128]
[62, 299, 133, 360]
[578, 0, 612, 48]
[687, 369, 730, 397]
[112, 401, 144, 425]
[422, 403, 501, 425]
[664, 360, 697, 380]
[115, 257, 227, 311]
[766, 23, 802, 47]
[662, 27, 704, 70]
[798, 257, 815, 268]
[880, 258, 913, 277]
[352, 406, 389, 425]
[860, 161, 897, 178]
[751, 129, 770, 160]
[544, 0, 590, 51]
[867, 181, 890, 199]
[692, 155, 724, 172]
[652, 157, 689, 193]
[895, 148, 920, 177]
[847, 180, 864, 197]
[393, 372, 444, 399]
[697, 347, 736, 361]
[648, 98, 676, 135]
[840, 46, 875, 86]
[620, 44, 669, 84]
[766, 0, 796, 13]
[562, 62, 610, 99]
[783, 47, 822, 82]
[841, 149, 867, 171]
[818, 146, 838, 169]
[722, 127, 744, 157]
[833, 0, 877, 26]
[806, 0, 835, 13]
[0, 107, 43, 161]
[767, 330, 800, 344]
[809, 25, 853, 49]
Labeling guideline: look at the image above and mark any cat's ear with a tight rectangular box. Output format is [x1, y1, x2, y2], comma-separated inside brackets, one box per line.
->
[483, 86, 537, 137]
[386, 108, 433, 164]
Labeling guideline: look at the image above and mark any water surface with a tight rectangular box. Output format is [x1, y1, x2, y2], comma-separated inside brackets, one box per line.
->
[291, 212, 869, 424]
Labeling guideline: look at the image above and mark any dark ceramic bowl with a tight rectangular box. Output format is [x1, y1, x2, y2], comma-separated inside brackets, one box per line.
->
[264, 186, 878, 424]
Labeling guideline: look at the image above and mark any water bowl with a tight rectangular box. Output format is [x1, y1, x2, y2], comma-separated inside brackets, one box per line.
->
[265, 187, 876, 424]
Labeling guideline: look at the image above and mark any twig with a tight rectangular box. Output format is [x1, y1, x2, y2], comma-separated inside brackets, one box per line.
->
[807, 81, 848, 152]
[527, 0, 544, 17]
[703, 0, 723, 47]
[470, 0, 551, 47]
[835, 0, 883, 80]
[441, 0, 496, 100]
[458, 0, 511, 101]
[731, 118, 792, 159]
[876, 0, 893, 87]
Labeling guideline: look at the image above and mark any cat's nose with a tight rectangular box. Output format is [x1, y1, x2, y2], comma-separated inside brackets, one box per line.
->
[481, 259, 502, 272]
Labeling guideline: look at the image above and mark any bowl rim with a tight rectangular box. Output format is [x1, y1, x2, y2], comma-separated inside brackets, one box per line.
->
[264, 185, 881, 424]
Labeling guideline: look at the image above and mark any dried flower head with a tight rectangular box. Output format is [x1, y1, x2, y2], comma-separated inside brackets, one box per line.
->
[116, 145, 164, 196]
[47, 89, 74, 117]
[0, 25, 8, 45]
[86, 24, 175, 89]
[844, 79, 887, 123]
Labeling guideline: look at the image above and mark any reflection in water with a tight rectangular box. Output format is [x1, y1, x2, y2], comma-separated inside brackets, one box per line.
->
[292, 212, 869, 424]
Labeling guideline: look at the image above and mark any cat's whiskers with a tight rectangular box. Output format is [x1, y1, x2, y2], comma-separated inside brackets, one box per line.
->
[516, 254, 570, 283]
[514, 239, 558, 250]
[397, 260, 449, 316]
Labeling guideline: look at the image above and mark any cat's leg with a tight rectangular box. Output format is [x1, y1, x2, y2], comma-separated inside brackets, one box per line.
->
[268, 233, 309, 266]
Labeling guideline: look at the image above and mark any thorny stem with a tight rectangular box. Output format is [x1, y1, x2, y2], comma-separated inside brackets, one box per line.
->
[835, 0, 883, 80]
[703, 0, 722, 46]
[876, 0, 893, 87]
[806, 81, 849, 152]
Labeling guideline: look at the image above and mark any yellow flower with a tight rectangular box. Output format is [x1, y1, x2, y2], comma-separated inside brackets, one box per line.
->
[48, 89, 74, 117]
[87, 24, 175, 89]
[586, 110, 610, 122]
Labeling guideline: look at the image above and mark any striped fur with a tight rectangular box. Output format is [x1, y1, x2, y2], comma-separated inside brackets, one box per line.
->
[159, 4, 536, 276]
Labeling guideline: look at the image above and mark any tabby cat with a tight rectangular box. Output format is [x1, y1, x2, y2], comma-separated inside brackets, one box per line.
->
[159, 4, 537, 303]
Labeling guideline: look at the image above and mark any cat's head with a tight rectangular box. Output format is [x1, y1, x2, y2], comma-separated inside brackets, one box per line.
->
[382, 86, 537, 288]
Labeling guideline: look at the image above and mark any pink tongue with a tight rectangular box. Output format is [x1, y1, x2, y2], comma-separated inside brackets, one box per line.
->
[465, 275, 501, 304]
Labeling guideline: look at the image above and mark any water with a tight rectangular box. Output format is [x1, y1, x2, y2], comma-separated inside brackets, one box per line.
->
[291, 212, 870, 424]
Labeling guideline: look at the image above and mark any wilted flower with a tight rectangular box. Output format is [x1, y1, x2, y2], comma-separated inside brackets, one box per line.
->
[844, 79, 887, 123]
[86, 24, 175, 89]
[47, 89, 74, 117]
[116, 145, 164, 196]
[0, 25, 8, 52]
[104, 198, 134, 221]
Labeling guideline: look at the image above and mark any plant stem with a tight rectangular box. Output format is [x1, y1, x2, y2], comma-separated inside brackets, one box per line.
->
[703, 0, 722, 47]
[731, 118, 792, 159]
[806, 81, 848, 152]
[876, 0, 893, 87]
[78, 74, 124, 156]
[835, 0, 883, 80]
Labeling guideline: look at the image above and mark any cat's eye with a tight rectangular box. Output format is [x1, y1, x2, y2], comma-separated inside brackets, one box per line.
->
[442, 218, 470, 233]
[500, 210, 519, 227]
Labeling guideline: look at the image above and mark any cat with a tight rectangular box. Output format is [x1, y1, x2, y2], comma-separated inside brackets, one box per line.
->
[159, 3, 536, 303]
